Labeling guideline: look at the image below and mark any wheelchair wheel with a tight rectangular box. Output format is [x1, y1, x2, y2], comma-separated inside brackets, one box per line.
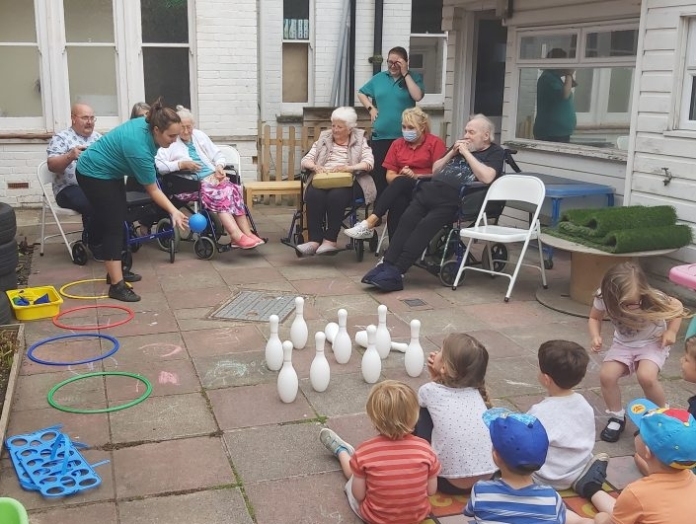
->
[72, 242, 89, 266]
[194, 236, 215, 260]
[368, 231, 378, 253]
[354, 239, 365, 262]
[121, 250, 133, 273]
[168, 233, 176, 264]
[482, 244, 507, 274]
[156, 217, 181, 253]
[440, 260, 461, 287]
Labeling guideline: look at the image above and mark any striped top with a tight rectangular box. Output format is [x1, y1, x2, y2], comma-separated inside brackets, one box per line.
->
[464, 479, 566, 523]
[350, 434, 441, 524]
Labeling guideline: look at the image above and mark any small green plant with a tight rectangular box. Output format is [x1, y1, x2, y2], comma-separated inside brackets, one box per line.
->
[0, 329, 17, 371]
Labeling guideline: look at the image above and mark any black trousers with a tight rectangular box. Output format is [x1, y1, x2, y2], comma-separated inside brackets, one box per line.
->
[305, 182, 363, 243]
[414, 407, 471, 496]
[369, 139, 395, 198]
[373, 176, 416, 239]
[384, 180, 460, 274]
[76, 171, 127, 261]
[55, 185, 100, 247]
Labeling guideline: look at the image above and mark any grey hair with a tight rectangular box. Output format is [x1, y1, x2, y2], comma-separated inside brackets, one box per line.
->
[470, 114, 495, 138]
[130, 102, 150, 119]
[175, 105, 195, 123]
[331, 106, 358, 129]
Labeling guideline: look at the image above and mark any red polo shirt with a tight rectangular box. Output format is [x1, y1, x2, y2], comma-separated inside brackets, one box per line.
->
[383, 133, 447, 175]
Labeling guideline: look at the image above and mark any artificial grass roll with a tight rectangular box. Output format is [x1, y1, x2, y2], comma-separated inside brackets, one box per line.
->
[558, 205, 677, 239]
[544, 224, 692, 254]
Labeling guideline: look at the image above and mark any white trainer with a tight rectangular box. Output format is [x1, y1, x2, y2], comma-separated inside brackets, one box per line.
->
[344, 220, 373, 240]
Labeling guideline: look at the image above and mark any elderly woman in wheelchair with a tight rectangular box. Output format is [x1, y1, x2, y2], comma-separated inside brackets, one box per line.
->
[155, 105, 263, 249]
[295, 106, 375, 256]
[344, 107, 446, 242]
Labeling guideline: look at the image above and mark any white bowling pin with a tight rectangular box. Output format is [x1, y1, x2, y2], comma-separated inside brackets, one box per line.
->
[375, 305, 391, 359]
[265, 314, 283, 371]
[354, 330, 367, 348]
[405, 319, 424, 377]
[310, 332, 331, 392]
[361, 325, 381, 384]
[290, 297, 309, 349]
[324, 322, 339, 345]
[277, 341, 299, 403]
[333, 309, 352, 364]
[391, 341, 409, 353]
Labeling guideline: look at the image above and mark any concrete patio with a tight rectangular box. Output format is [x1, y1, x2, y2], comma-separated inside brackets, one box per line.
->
[2, 206, 695, 524]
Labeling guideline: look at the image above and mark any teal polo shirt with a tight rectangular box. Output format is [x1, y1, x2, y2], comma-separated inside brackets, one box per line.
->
[359, 71, 425, 140]
[76, 116, 158, 185]
[533, 70, 577, 139]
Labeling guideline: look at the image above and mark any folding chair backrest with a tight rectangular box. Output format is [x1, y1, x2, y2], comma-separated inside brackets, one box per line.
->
[478, 174, 545, 224]
[37, 162, 70, 213]
[217, 144, 242, 178]
[37, 161, 53, 189]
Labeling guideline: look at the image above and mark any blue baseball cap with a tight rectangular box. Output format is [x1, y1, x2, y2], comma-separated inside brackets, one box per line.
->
[627, 398, 696, 469]
[482, 408, 549, 470]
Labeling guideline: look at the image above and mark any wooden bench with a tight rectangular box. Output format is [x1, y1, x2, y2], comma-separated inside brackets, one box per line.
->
[243, 180, 302, 210]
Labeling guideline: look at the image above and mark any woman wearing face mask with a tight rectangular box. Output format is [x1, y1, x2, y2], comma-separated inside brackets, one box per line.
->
[344, 107, 446, 241]
[358, 46, 425, 198]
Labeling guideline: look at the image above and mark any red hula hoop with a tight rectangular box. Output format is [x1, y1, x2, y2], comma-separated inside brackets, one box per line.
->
[52, 305, 135, 331]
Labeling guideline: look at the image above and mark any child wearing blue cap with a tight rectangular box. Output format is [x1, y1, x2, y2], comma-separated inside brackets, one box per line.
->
[465, 409, 593, 524]
[590, 398, 696, 524]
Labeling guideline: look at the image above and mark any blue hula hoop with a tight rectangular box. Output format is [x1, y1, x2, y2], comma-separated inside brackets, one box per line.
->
[27, 333, 120, 366]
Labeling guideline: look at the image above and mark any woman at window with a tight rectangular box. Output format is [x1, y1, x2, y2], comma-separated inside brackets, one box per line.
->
[130, 102, 150, 119]
[76, 97, 188, 303]
[358, 46, 425, 197]
[296, 106, 375, 256]
[344, 107, 446, 241]
[155, 106, 264, 250]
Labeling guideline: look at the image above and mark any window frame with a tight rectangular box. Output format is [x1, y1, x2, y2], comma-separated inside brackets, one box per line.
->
[677, 16, 696, 131]
[409, 32, 448, 107]
[512, 20, 639, 146]
[281, 0, 314, 113]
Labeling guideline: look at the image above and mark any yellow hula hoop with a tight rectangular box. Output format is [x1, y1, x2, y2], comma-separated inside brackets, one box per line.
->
[59, 278, 109, 300]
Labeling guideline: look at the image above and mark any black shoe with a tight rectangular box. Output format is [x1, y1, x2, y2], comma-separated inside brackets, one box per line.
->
[361, 262, 385, 285]
[370, 263, 404, 292]
[106, 271, 142, 285]
[600, 416, 626, 443]
[108, 281, 141, 302]
[572, 453, 609, 499]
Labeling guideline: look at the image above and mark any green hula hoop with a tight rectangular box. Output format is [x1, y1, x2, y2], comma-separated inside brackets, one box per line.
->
[47, 371, 152, 414]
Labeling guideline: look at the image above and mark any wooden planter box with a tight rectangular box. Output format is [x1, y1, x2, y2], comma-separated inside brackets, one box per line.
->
[0, 324, 25, 446]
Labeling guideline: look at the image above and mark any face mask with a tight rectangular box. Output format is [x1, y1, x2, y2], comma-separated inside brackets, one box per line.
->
[402, 130, 418, 142]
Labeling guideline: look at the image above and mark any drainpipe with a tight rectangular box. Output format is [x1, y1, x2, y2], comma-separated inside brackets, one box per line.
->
[348, 0, 356, 104]
[371, 0, 384, 76]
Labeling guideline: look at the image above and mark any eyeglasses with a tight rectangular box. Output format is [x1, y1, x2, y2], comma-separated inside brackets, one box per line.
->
[77, 116, 96, 122]
[387, 60, 401, 67]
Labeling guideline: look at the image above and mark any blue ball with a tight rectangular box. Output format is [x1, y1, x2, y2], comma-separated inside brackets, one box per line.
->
[189, 213, 207, 233]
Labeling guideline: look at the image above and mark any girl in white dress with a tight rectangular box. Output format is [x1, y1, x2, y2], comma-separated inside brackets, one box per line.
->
[416, 333, 497, 494]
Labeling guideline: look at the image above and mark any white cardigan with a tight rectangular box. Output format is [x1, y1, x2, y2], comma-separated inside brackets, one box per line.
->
[155, 129, 225, 174]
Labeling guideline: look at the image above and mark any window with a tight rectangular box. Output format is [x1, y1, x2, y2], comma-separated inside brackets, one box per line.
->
[141, 0, 191, 109]
[0, 1, 44, 129]
[0, 0, 196, 132]
[410, 0, 446, 105]
[515, 23, 638, 148]
[282, 0, 311, 104]
[679, 18, 696, 130]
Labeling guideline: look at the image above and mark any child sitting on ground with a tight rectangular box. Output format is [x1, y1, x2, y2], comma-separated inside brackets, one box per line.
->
[528, 340, 609, 498]
[464, 409, 593, 524]
[591, 398, 696, 524]
[588, 262, 686, 443]
[319, 380, 441, 524]
[415, 333, 497, 494]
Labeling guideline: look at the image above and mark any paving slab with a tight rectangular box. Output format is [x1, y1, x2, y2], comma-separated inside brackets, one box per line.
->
[323, 413, 377, 449]
[208, 382, 316, 430]
[606, 455, 642, 490]
[102, 332, 189, 366]
[119, 488, 254, 524]
[246, 472, 362, 524]
[163, 285, 234, 310]
[195, 352, 278, 389]
[6, 408, 111, 448]
[182, 325, 266, 358]
[104, 358, 201, 401]
[292, 276, 366, 296]
[109, 392, 217, 443]
[112, 436, 234, 498]
[12, 370, 107, 412]
[28, 501, 118, 524]
[484, 356, 546, 399]
[396, 308, 491, 337]
[301, 373, 377, 417]
[224, 422, 337, 483]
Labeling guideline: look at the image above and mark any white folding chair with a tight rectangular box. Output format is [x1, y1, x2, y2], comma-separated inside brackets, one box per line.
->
[217, 144, 242, 179]
[451, 174, 548, 302]
[37, 161, 83, 260]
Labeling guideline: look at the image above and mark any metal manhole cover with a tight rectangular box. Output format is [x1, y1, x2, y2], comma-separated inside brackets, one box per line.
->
[209, 291, 301, 323]
[401, 298, 427, 307]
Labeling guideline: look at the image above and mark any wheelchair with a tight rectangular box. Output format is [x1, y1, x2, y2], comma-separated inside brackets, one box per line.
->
[414, 148, 523, 286]
[157, 166, 264, 260]
[280, 170, 378, 261]
[71, 179, 178, 269]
